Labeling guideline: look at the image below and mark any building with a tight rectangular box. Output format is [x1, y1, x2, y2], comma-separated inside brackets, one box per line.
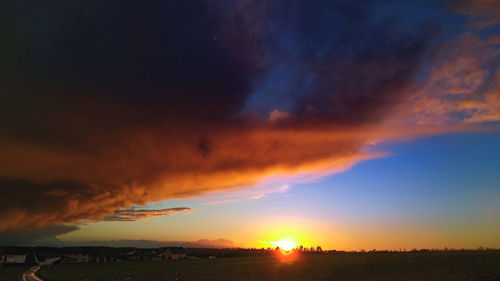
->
[125, 249, 157, 261]
[151, 255, 163, 261]
[89, 255, 107, 263]
[60, 254, 89, 264]
[170, 253, 186, 260]
[2, 255, 27, 264]
[168, 248, 186, 260]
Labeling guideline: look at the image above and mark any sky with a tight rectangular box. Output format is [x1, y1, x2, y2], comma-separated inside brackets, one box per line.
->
[0, 0, 499, 250]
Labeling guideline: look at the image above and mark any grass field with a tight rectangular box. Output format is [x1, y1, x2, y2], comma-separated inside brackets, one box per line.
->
[38, 251, 500, 281]
[0, 266, 30, 281]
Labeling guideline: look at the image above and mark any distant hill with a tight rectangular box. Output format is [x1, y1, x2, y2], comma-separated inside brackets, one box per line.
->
[34, 239, 235, 249]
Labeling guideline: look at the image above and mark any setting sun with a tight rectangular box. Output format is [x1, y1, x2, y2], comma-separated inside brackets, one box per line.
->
[272, 240, 296, 251]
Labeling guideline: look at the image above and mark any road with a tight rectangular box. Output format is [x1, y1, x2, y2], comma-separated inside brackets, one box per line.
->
[22, 257, 60, 281]
[22, 265, 42, 281]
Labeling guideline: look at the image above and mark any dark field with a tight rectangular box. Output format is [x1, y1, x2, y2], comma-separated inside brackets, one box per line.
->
[0, 266, 30, 281]
[37, 251, 500, 281]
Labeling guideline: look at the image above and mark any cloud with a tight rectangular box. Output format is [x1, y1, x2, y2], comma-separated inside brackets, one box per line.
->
[453, 0, 500, 29]
[102, 208, 194, 222]
[204, 200, 241, 205]
[191, 239, 235, 248]
[50, 238, 235, 249]
[247, 194, 265, 200]
[203, 184, 292, 203]
[0, 224, 78, 246]
[401, 33, 500, 125]
[245, 184, 290, 200]
[0, 0, 499, 231]
[269, 109, 290, 123]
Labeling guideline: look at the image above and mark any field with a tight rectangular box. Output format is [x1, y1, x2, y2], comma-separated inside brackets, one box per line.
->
[36, 251, 500, 281]
[0, 266, 30, 281]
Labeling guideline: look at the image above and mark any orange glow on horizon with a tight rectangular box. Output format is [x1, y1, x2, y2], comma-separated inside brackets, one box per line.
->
[249, 216, 328, 250]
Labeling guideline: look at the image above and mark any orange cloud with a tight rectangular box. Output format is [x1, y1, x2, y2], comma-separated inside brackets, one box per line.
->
[102, 207, 194, 222]
[2, 121, 497, 232]
[247, 194, 265, 200]
[268, 109, 290, 123]
[0, 124, 386, 231]
[204, 199, 241, 205]
[453, 0, 500, 29]
[400, 33, 500, 125]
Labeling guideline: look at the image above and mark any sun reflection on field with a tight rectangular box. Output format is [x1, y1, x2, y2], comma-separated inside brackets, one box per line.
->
[267, 239, 300, 263]
[274, 247, 299, 263]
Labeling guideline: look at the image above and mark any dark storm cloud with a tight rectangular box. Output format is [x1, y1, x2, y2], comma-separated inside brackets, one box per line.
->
[291, 3, 432, 124]
[235, 0, 441, 122]
[0, 224, 78, 246]
[0, 1, 260, 142]
[0, 0, 498, 231]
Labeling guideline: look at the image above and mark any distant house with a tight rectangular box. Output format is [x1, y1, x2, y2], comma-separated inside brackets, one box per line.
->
[170, 253, 186, 260]
[168, 248, 186, 260]
[151, 255, 163, 261]
[107, 256, 123, 262]
[147, 249, 174, 261]
[185, 256, 200, 260]
[124, 251, 139, 261]
[60, 254, 89, 264]
[89, 255, 107, 263]
[127, 255, 141, 261]
[122, 248, 187, 261]
[125, 249, 157, 261]
[2, 255, 27, 264]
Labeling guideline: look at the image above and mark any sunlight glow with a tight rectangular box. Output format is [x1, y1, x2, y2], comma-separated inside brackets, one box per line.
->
[272, 240, 297, 251]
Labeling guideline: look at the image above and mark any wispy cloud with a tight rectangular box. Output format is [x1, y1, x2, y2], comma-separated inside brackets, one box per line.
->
[203, 199, 241, 205]
[204, 184, 291, 204]
[247, 194, 265, 200]
[453, 0, 500, 29]
[245, 185, 290, 200]
[103, 207, 194, 222]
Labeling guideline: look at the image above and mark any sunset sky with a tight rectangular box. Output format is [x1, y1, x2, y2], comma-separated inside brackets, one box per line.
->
[1, 0, 499, 251]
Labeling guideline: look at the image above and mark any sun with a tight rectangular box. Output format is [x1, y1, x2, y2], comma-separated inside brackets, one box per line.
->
[273, 240, 296, 251]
